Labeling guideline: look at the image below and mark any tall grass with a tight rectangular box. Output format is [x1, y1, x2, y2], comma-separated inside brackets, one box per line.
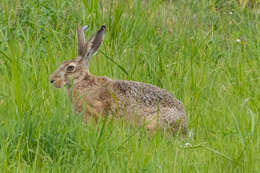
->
[0, 0, 259, 172]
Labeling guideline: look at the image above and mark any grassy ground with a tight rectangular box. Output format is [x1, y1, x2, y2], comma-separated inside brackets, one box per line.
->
[0, 0, 259, 172]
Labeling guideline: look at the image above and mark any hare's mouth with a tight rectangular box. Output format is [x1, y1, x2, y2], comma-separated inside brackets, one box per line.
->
[52, 80, 64, 88]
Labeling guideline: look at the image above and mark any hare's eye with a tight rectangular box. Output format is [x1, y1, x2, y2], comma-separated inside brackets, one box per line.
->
[67, 65, 75, 72]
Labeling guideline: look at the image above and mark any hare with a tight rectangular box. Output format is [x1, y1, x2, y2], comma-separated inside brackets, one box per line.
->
[50, 24, 187, 135]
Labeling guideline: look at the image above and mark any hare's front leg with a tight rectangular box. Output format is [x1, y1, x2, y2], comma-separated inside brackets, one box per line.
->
[84, 100, 110, 123]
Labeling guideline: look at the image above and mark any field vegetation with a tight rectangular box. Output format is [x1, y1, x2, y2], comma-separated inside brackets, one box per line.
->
[0, 0, 259, 172]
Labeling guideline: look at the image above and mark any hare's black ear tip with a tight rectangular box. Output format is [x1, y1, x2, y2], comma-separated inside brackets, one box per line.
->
[101, 25, 106, 30]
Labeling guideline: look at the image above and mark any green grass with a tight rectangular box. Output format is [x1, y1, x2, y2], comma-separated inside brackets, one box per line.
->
[0, 0, 259, 172]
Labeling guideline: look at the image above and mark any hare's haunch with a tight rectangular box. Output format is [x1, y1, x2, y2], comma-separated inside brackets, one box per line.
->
[50, 24, 187, 135]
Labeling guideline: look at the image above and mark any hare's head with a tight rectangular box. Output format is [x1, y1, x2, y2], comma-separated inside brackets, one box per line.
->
[50, 24, 105, 88]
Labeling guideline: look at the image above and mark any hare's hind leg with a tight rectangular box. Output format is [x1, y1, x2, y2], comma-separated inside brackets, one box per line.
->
[161, 108, 187, 136]
[145, 117, 160, 136]
[145, 108, 187, 136]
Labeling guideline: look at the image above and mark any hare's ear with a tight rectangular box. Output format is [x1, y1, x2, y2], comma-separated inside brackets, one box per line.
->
[83, 25, 106, 65]
[77, 24, 89, 56]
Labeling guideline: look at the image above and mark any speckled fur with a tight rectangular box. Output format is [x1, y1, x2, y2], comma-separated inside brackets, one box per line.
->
[50, 25, 187, 135]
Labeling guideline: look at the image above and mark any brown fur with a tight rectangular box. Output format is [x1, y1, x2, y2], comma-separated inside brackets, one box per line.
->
[50, 24, 187, 135]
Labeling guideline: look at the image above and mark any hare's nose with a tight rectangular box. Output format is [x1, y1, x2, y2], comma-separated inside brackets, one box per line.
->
[50, 80, 55, 84]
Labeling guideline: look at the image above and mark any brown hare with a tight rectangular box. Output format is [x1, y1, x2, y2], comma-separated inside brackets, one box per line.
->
[50, 24, 187, 135]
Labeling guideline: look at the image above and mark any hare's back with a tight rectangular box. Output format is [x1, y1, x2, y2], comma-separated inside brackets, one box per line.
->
[111, 80, 184, 110]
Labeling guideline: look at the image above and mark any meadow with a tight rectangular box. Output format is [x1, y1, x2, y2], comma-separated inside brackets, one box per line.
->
[0, 0, 259, 172]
